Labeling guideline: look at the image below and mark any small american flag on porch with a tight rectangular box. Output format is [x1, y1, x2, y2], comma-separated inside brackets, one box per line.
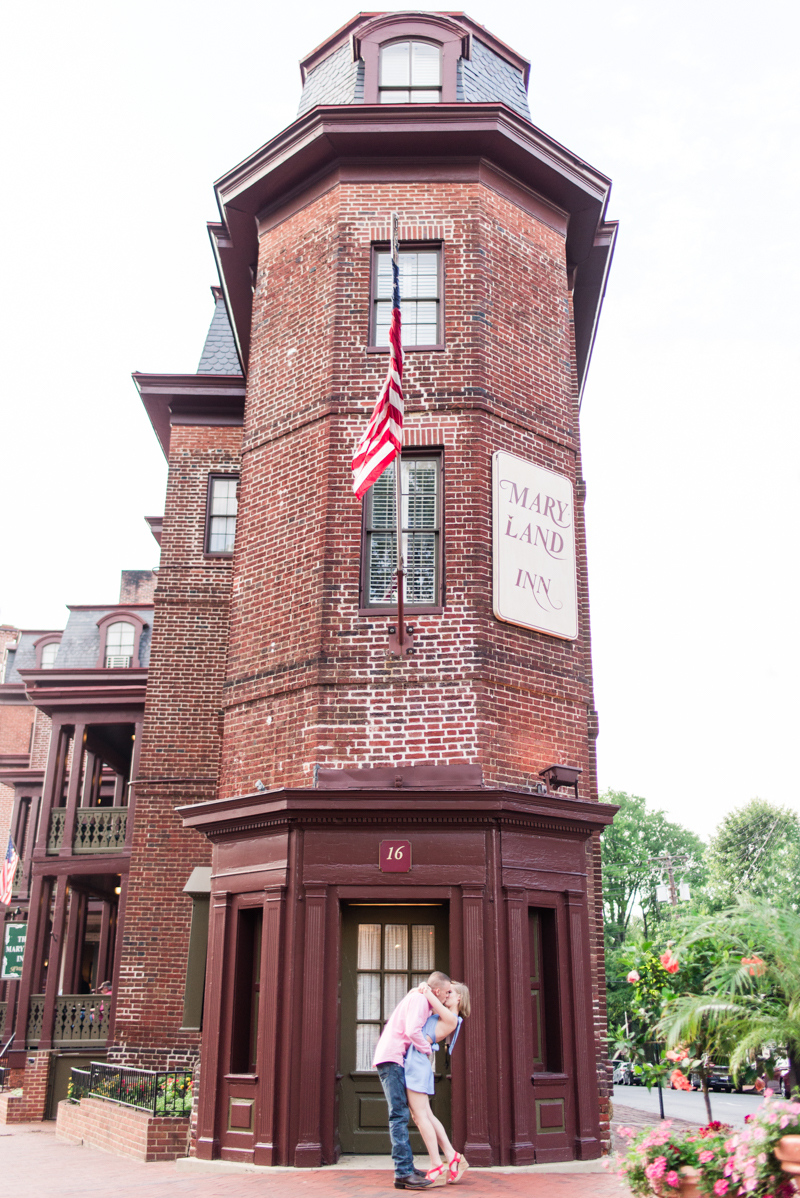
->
[352, 216, 404, 499]
[0, 834, 19, 906]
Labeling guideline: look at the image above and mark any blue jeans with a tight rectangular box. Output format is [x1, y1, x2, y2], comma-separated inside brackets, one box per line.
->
[376, 1061, 414, 1178]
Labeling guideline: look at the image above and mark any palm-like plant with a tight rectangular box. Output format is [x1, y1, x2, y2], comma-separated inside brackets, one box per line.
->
[657, 896, 800, 1113]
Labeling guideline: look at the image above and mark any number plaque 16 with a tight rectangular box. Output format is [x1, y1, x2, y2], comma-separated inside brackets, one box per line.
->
[380, 840, 412, 872]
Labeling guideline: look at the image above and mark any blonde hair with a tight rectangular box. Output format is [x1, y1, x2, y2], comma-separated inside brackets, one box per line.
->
[452, 981, 471, 1019]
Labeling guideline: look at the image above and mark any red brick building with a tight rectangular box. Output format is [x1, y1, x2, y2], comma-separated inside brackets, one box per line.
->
[2, 11, 618, 1166]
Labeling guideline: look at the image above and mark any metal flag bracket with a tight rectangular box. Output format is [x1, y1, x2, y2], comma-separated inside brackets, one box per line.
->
[388, 623, 416, 656]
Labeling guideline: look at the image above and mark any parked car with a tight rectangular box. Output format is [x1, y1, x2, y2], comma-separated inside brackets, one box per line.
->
[690, 1066, 736, 1092]
[613, 1061, 637, 1086]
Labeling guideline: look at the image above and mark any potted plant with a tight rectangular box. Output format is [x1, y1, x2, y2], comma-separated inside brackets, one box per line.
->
[722, 1092, 800, 1196]
[617, 1121, 740, 1198]
[617, 1121, 705, 1196]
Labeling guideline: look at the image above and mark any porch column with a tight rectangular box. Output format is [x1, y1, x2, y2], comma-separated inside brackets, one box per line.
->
[461, 885, 492, 1165]
[505, 888, 535, 1165]
[253, 885, 285, 1166]
[80, 753, 97, 807]
[195, 890, 231, 1161]
[124, 721, 144, 848]
[294, 884, 328, 1167]
[38, 875, 70, 1050]
[62, 887, 85, 994]
[60, 724, 86, 858]
[34, 723, 66, 852]
[10, 872, 49, 1053]
[112, 772, 125, 807]
[96, 900, 112, 988]
[565, 888, 601, 1159]
[105, 874, 128, 1043]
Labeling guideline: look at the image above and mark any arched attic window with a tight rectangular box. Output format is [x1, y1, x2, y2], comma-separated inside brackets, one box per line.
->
[358, 15, 466, 105]
[95, 610, 148, 669]
[33, 633, 63, 669]
[379, 41, 441, 103]
[105, 622, 136, 668]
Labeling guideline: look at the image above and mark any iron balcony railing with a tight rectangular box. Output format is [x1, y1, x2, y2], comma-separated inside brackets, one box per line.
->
[69, 1066, 92, 1100]
[47, 808, 128, 854]
[87, 1063, 192, 1117]
[26, 994, 112, 1047]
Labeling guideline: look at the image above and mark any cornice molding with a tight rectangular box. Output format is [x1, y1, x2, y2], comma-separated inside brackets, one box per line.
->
[178, 786, 618, 843]
[132, 372, 246, 460]
[17, 667, 148, 715]
[211, 104, 611, 376]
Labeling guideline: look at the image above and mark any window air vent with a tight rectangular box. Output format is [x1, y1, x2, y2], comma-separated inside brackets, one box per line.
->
[105, 655, 133, 669]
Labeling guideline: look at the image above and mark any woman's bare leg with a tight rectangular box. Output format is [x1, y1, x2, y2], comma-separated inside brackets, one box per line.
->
[428, 1110, 456, 1163]
[406, 1090, 442, 1168]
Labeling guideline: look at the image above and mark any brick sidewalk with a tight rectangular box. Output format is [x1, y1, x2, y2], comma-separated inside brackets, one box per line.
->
[1, 1123, 622, 1198]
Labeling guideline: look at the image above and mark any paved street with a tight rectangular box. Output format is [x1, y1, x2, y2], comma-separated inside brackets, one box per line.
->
[1, 1122, 620, 1198]
[613, 1083, 765, 1127]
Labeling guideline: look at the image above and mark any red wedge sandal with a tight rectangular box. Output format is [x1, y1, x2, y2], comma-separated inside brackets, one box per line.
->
[447, 1154, 469, 1184]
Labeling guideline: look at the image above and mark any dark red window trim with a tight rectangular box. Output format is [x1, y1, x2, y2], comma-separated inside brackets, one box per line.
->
[358, 15, 465, 104]
[368, 241, 445, 352]
[204, 473, 240, 558]
[32, 633, 62, 669]
[359, 448, 445, 611]
[95, 611, 149, 669]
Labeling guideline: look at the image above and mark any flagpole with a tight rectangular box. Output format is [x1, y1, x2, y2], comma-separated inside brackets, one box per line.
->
[392, 212, 405, 649]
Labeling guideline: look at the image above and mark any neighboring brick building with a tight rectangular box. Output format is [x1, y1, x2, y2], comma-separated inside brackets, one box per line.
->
[3, 11, 619, 1169]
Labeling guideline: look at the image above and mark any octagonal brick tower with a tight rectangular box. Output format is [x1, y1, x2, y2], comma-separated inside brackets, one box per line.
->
[178, 11, 618, 1170]
[214, 12, 615, 796]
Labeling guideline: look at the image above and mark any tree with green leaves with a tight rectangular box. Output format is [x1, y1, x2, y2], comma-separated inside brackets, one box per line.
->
[704, 798, 800, 912]
[659, 896, 800, 1100]
[600, 790, 707, 948]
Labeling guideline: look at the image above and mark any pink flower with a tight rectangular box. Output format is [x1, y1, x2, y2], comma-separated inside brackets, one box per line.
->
[666, 1170, 680, 1188]
[627, 970, 640, 983]
[659, 952, 680, 974]
[671, 1069, 693, 1091]
[617, 1126, 635, 1138]
[645, 1156, 668, 1181]
[699, 1151, 715, 1163]
[714, 1182, 729, 1196]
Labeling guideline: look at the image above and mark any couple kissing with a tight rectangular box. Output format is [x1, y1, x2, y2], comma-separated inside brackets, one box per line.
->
[373, 971, 471, 1189]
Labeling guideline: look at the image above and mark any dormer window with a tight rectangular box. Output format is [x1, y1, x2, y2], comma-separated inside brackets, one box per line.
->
[379, 41, 441, 103]
[105, 621, 135, 668]
[40, 642, 59, 669]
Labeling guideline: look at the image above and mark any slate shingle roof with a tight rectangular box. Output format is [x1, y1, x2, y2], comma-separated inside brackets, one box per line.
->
[197, 295, 243, 375]
[297, 37, 529, 120]
[53, 608, 153, 669]
[458, 40, 530, 120]
[298, 43, 364, 115]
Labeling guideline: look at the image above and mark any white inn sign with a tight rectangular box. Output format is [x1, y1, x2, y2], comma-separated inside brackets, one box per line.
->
[492, 450, 578, 640]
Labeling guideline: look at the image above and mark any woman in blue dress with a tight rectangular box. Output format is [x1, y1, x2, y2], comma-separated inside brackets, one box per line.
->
[404, 981, 471, 1186]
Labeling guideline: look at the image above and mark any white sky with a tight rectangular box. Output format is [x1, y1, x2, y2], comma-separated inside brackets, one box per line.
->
[2, 1, 798, 838]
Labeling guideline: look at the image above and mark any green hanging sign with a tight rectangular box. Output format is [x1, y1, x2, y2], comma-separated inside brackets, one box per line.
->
[2, 922, 26, 979]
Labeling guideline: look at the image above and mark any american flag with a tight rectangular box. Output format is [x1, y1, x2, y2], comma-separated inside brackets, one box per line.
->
[352, 217, 404, 499]
[0, 834, 19, 906]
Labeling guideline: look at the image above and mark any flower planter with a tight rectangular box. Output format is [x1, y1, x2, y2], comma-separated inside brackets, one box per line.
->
[676, 1166, 702, 1197]
[775, 1134, 800, 1178]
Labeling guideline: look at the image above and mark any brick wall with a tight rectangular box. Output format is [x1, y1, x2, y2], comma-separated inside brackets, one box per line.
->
[217, 175, 607, 1139]
[119, 570, 158, 605]
[0, 701, 34, 757]
[110, 423, 241, 1066]
[221, 179, 598, 801]
[56, 1096, 189, 1161]
[0, 1050, 51, 1124]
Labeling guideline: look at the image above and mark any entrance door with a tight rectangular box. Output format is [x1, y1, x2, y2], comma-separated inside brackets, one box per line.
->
[339, 904, 450, 1154]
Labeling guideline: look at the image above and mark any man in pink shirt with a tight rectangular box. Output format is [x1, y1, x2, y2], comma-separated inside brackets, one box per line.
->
[373, 970, 452, 1188]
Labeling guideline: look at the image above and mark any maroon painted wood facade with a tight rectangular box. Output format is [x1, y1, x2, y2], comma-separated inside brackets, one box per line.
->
[179, 782, 615, 1166]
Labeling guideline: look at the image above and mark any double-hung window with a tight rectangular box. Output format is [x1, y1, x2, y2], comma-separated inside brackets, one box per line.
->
[363, 455, 441, 609]
[372, 248, 441, 348]
[206, 475, 238, 555]
[379, 40, 442, 103]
